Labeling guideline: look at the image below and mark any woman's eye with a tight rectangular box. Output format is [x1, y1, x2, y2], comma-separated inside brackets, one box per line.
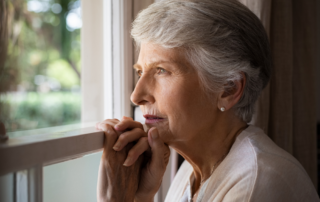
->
[157, 67, 167, 75]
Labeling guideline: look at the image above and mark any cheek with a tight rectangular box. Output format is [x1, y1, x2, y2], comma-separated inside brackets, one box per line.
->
[156, 77, 207, 128]
[156, 77, 192, 112]
[158, 77, 204, 112]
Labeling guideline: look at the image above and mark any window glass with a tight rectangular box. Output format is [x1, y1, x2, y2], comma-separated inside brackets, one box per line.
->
[0, 173, 14, 202]
[44, 152, 102, 202]
[0, 0, 82, 135]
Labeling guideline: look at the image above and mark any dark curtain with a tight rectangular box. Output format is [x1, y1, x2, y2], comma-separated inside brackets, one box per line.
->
[240, 0, 318, 187]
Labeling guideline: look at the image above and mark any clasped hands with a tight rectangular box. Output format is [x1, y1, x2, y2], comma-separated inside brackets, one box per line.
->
[96, 116, 170, 202]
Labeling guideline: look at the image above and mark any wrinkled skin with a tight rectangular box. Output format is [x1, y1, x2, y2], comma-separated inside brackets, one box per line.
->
[97, 139, 143, 201]
[96, 42, 247, 201]
[96, 117, 170, 202]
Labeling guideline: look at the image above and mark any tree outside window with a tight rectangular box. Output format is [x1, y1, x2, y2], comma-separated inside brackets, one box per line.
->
[0, 0, 82, 135]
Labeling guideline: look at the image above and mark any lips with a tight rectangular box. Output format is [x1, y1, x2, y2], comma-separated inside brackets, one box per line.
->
[143, 114, 165, 124]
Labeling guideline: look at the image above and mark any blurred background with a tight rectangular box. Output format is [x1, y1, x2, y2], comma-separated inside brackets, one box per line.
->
[0, 0, 81, 135]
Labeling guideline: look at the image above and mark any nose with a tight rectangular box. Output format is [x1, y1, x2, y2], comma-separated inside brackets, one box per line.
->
[130, 75, 155, 106]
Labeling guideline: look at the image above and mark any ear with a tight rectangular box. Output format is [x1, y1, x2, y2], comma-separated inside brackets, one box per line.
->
[217, 72, 246, 112]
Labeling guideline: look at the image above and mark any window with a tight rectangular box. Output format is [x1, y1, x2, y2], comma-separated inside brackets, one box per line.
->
[0, 1, 176, 202]
[1, 0, 82, 135]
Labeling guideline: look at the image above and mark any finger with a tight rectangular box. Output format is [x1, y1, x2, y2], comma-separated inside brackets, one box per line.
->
[100, 119, 119, 127]
[121, 116, 133, 121]
[97, 120, 115, 131]
[123, 137, 149, 166]
[147, 127, 170, 171]
[113, 128, 147, 151]
[100, 124, 118, 152]
[114, 119, 143, 131]
[99, 121, 122, 136]
[95, 122, 100, 130]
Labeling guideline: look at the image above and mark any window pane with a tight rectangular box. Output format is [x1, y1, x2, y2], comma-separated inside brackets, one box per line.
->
[0, 0, 82, 135]
[0, 173, 14, 202]
[43, 152, 102, 202]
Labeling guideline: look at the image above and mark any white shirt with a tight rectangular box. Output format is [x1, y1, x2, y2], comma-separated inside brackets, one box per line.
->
[165, 125, 319, 202]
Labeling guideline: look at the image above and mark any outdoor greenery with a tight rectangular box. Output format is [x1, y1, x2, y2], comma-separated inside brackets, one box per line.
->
[1, 92, 81, 132]
[0, 0, 82, 133]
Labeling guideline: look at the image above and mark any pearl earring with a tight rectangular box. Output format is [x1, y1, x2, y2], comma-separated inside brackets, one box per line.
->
[220, 107, 225, 112]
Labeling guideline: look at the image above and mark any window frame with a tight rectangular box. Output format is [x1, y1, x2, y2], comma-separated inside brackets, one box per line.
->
[0, 1, 177, 201]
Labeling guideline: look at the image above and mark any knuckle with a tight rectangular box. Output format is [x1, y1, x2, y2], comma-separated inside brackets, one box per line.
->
[100, 124, 107, 130]
[102, 119, 111, 123]
[101, 121, 112, 127]
[105, 123, 113, 129]
[103, 124, 115, 135]
[102, 119, 118, 126]
[111, 120, 120, 126]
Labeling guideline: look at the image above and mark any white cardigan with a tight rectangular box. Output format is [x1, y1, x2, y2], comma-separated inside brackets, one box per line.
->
[165, 125, 319, 202]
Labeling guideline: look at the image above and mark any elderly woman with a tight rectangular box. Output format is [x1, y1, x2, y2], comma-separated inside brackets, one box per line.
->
[96, 0, 319, 201]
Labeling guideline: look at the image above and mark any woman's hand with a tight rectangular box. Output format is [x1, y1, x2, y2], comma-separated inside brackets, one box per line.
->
[96, 118, 144, 202]
[96, 117, 170, 202]
[112, 117, 170, 201]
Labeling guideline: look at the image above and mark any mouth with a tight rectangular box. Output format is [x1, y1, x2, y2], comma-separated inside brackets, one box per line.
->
[143, 114, 166, 124]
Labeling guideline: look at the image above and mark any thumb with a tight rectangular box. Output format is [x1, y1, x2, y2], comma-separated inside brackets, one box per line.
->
[147, 127, 170, 173]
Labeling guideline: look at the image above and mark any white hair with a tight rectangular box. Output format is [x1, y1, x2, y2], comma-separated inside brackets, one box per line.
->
[131, 0, 272, 122]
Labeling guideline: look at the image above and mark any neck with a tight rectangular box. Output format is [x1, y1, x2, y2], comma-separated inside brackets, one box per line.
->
[170, 115, 248, 194]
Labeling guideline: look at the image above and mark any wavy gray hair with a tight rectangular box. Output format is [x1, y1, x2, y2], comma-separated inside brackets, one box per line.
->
[131, 0, 272, 122]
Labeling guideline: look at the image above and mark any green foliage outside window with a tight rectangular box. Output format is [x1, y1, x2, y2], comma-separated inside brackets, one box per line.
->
[0, 0, 82, 133]
[1, 92, 81, 132]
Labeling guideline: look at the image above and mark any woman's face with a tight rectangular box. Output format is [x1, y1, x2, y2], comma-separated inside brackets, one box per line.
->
[131, 43, 219, 146]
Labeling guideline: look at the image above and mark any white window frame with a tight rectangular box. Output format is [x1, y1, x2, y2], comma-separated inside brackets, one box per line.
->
[81, 0, 133, 122]
[0, 1, 177, 201]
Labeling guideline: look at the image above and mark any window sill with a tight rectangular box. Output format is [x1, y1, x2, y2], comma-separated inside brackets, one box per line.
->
[0, 123, 103, 176]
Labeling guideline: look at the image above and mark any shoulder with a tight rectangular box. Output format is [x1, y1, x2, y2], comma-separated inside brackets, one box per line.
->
[221, 125, 319, 202]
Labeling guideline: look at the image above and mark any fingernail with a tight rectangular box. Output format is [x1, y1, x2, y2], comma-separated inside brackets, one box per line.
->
[151, 130, 158, 139]
[123, 157, 132, 166]
[113, 143, 121, 151]
[114, 124, 120, 130]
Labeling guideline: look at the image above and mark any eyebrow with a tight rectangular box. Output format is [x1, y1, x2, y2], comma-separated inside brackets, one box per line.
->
[133, 60, 177, 70]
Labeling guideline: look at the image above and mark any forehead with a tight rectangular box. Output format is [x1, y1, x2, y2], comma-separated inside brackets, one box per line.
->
[135, 43, 191, 69]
